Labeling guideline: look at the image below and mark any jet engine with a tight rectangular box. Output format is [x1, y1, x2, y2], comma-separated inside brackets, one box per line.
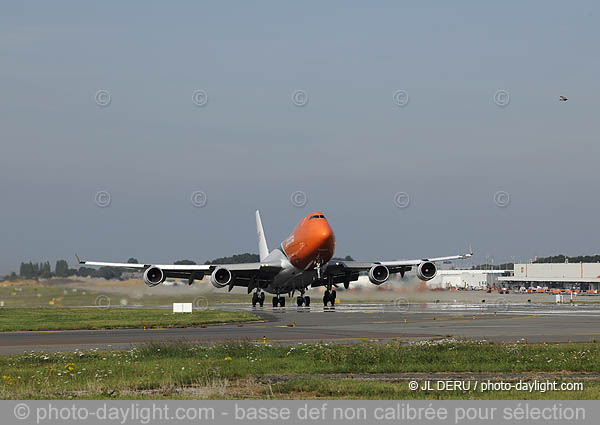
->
[143, 266, 165, 287]
[416, 261, 437, 281]
[211, 267, 232, 288]
[368, 264, 390, 285]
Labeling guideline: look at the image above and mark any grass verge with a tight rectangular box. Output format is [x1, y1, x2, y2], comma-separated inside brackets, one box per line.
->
[0, 308, 259, 332]
[270, 378, 600, 400]
[1, 340, 599, 399]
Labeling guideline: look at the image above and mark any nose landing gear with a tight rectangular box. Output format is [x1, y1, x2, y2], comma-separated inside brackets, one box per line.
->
[251, 290, 265, 307]
[296, 294, 311, 307]
[272, 295, 286, 307]
[323, 288, 336, 307]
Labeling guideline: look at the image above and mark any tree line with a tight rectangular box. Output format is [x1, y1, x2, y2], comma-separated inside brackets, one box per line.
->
[15, 259, 127, 280]
[533, 254, 600, 264]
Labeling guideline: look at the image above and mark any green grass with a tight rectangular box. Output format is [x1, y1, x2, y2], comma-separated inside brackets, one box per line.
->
[1, 341, 599, 399]
[271, 378, 600, 400]
[0, 308, 259, 332]
[0, 284, 250, 308]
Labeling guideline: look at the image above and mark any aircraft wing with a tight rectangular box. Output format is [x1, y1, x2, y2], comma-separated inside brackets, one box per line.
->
[324, 250, 473, 286]
[380, 251, 474, 268]
[77, 255, 282, 287]
[328, 251, 472, 270]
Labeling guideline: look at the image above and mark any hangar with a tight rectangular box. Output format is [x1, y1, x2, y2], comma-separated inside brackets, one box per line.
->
[499, 263, 600, 291]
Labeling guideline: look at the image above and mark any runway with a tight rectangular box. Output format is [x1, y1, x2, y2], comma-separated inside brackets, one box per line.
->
[1, 302, 600, 354]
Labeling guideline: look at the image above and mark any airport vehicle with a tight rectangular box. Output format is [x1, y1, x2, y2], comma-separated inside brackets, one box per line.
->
[78, 211, 472, 307]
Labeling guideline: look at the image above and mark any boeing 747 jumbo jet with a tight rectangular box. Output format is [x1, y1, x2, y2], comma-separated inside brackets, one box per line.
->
[79, 211, 472, 307]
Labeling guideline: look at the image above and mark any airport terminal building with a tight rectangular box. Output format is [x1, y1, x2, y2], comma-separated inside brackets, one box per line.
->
[499, 263, 600, 291]
[427, 270, 508, 290]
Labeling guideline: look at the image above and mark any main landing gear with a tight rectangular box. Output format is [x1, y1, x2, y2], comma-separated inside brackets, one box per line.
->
[272, 295, 286, 308]
[251, 290, 265, 307]
[296, 295, 311, 307]
[323, 288, 336, 307]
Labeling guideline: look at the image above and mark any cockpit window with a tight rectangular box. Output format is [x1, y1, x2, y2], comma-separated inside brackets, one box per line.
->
[309, 214, 326, 219]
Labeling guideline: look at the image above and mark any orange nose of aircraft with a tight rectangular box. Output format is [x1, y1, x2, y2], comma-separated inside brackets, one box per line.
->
[283, 212, 336, 270]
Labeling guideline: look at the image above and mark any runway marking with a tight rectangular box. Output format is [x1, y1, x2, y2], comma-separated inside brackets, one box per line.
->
[371, 314, 541, 325]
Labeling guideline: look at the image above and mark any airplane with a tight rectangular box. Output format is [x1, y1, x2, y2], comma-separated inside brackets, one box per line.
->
[78, 211, 472, 308]
[559, 95, 568, 102]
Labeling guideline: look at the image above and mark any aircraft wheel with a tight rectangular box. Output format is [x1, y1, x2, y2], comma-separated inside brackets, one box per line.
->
[296, 296, 304, 307]
[279, 297, 286, 307]
[259, 292, 265, 307]
[252, 293, 258, 307]
[272, 297, 279, 307]
[329, 290, 336, 306]
[323, 290, 330, 306]
[304, 296, 311, 307]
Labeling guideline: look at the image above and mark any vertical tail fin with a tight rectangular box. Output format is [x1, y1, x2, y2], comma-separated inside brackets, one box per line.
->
[255, 210, 269, 261]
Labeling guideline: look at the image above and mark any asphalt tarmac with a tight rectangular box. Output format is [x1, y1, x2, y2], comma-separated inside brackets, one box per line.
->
[1, 302, 599, 354]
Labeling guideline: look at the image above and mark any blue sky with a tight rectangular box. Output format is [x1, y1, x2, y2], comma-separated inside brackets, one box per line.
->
[1, 1, 599, 273]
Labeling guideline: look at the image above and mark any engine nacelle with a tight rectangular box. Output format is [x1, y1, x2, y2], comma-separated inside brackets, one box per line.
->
[416, 261, 437, 281]
[211, 267, 232, 288]
[143, 266, 165, 287]
[368, 264, 390, 285]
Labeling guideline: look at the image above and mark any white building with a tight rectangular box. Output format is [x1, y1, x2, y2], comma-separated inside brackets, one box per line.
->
[499, 263, 600, 291]
[427, 270, 509, 290]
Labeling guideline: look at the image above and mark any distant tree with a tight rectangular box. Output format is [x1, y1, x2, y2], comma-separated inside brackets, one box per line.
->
[76, 267, 96, 277]
[20, 262, 32, 278]
[20, 261, 45, 279]
[206, 253, 260, 265]
[96, 267, 122, 280]
[55, 260, 70, 277]
[174, 259, 197, 265]
[332, 255, 354, 261]
[40, 261, 52, 278]
[32, 262, 40, 277]
[127, 258, 139, 264]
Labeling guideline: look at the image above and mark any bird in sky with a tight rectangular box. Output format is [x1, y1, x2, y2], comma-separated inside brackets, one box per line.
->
[559, 95, 568, 102]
